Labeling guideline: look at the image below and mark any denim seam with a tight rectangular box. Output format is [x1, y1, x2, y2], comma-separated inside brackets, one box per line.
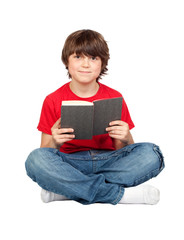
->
[66, 158, 92, 161]
[92, 159, 97, 173]
[152, 145, 164, 170]
[125, 166, 163, 187]
[112, 186, 124, 205]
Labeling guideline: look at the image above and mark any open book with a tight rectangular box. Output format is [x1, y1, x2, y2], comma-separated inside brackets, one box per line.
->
[61, 97, 123, 139]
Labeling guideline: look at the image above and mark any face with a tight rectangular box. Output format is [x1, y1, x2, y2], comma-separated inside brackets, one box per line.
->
[67, 53, 102, 84]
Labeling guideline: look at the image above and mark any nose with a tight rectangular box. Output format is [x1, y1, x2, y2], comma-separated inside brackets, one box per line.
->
[82, 57, 90, 67]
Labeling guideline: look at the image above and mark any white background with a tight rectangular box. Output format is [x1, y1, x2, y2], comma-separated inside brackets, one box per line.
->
[0, 0, 184, 239]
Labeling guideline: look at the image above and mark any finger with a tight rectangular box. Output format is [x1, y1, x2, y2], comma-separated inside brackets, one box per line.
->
[106, 125, 124, 132]
[53, 128, 74, 135]
[58, 128, 74, 134]
[108, 133, 122, 140]
[57, 134, 75, 139]
[109, 128, 129, 139]
[108, 130, 124, 136]
[54, 136, 75, 146]
[109, 120, 126, 126]
[55, 134, 75, 143]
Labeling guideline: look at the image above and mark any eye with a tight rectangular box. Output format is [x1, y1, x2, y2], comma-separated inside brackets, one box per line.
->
[91, 56, 97, 60]
[75, 55, 81, 59]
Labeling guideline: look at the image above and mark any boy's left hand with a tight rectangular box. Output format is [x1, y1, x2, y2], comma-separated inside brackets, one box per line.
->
[106, 120, 133, 145]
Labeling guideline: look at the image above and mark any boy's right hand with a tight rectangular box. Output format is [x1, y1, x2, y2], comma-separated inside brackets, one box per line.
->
[51, 118, 75, 149]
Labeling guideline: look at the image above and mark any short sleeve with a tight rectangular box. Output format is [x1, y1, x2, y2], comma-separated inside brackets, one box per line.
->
[121, 98, 135, 130]
[37, 96, 58, 135]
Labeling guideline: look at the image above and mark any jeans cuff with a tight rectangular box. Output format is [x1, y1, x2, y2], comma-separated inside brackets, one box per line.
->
[112, 186, 125, 205]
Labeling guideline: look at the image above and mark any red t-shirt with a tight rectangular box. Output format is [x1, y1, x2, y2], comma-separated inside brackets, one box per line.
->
[37, 82, 135, 153]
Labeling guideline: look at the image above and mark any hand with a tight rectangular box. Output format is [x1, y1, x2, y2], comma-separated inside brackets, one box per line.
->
[51, 118, 75, 149]
[106, 120, 133, 145]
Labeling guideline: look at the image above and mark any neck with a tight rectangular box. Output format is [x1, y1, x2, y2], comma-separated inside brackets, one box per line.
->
[69, 80, 99, 98]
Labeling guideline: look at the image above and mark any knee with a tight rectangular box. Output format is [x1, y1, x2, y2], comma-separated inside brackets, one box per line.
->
[25, 148, 60, 176]
[25, 148, 45, 178]
[25, 149, 40, 175]
[26, 148, 40, 165]
[140, 142, 165, 171]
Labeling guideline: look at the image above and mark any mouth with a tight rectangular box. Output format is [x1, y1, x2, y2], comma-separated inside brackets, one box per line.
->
[78, 71, 91, 74]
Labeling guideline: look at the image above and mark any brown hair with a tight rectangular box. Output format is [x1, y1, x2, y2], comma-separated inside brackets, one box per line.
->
[61, 29, 110, 80]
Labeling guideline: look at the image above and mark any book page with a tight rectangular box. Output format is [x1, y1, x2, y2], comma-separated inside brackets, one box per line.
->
[62, 101, 93, 106]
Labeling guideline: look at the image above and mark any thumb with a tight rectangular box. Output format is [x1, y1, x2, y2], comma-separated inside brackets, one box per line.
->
[52, 118, 61, 129]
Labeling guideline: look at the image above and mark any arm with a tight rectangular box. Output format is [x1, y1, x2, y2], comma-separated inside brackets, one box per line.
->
[112, 133, 134, 150]
[106, 120, 134, 150]
[40, 118, 75, 150]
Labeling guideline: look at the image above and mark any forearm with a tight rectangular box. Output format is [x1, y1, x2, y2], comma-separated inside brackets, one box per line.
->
[40, 133, 60, 149]
[113, 132, 134, 150]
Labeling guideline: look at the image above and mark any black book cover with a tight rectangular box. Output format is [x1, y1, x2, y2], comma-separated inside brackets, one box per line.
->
[61, 97, 123, 140]
[93, 97, 123, 136]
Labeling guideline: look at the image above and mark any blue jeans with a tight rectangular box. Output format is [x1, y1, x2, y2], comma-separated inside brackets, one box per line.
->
[25, 142, 164, 205]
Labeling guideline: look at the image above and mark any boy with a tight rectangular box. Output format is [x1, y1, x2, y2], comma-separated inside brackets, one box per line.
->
[25, 29, 164, 205]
